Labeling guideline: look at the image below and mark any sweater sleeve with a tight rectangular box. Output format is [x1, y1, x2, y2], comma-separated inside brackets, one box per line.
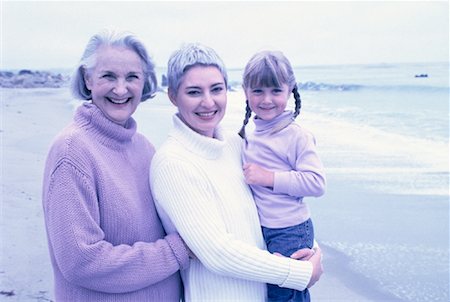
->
[151, 158, 313, 291]
[273, 130, 326, 197]
[43, 160, 189, 293]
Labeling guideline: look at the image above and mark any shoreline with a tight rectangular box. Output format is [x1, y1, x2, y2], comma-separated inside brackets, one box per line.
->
[310, 243, 403, 302]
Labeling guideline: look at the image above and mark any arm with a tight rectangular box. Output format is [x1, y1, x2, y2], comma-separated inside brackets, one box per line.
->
[274, 130, 326, 197]
[43, 161, 189, 293]
[151, 159, 313, 291]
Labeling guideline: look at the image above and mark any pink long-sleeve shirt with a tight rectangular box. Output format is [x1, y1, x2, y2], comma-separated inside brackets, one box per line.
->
[242, 111, 326, 228]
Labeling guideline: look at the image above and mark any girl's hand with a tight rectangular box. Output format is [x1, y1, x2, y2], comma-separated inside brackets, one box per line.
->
[243, 163, 274, 187]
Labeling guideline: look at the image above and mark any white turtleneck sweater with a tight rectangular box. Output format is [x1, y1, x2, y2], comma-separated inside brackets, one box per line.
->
[150, 114, 313, 302]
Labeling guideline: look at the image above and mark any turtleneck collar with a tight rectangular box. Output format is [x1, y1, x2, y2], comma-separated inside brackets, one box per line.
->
[170, 113, 225, 159]
[74, 102, 137, 148]
[253, 110, 294, 134]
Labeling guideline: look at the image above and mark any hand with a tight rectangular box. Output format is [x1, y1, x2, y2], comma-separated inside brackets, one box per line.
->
[306, 247, 323, 288]
[188, 248, 197, 260]
[243, 163, 274, 187]
[181, 237, 197, 260]
[290, 248, 316, 261]
[275, 247, 323, 288]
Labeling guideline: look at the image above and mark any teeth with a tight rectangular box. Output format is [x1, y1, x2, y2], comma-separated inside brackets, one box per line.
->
[108, 98, 129, 104]
[197, 111, 215, 117]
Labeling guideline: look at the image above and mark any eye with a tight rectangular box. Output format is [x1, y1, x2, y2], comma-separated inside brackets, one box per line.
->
[101, 73, 115, 80]
[252, 88, 263, 95]
[211, 85, 224, 94]
[187, 89, 201, 96]
[272, 88, 283, 94]
[127, 74, 140, 81]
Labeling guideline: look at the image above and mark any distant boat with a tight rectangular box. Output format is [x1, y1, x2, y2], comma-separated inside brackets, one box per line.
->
[414, 74, 428, 78]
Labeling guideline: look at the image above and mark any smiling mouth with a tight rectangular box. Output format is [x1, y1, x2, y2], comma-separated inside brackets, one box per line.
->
[196, 111, 217, 118]
[107, 97, 131, 105]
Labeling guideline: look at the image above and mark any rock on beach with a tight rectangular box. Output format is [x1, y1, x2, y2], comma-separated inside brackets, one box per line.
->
[0, 70, 70, 88]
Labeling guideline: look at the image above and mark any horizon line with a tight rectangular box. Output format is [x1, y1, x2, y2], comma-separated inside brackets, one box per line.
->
[1, 61, 448, 73]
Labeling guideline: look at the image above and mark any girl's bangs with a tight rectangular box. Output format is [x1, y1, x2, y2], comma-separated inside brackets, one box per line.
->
[248, 67, 283, 88]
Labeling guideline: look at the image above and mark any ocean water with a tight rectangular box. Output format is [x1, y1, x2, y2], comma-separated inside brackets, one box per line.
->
[225, 62, 449, 197]
[137, 62, 450, 302]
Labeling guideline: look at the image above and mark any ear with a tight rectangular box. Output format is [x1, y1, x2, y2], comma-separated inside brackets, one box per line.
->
[167, 88, 178, 107]
[83, 67, 92, 90]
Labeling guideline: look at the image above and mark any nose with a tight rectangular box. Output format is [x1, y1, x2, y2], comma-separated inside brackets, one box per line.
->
[112, 79, 128, 96]
[262, 93, 271, 104]
[201, 92, 215, 107]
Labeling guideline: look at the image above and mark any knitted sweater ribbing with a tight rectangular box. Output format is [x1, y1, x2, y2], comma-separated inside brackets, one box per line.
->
[150, 114, 313, 302]
[42, 103, 189, 302]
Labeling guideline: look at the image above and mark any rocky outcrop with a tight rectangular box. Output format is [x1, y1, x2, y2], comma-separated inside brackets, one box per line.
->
[0, 70, 70, 88]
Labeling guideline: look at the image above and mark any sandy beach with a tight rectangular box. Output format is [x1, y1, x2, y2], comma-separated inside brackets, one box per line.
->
[1, 87, 448, 301]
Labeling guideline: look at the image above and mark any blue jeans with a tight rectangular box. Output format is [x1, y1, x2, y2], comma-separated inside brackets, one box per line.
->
[262, 219, 314, 302]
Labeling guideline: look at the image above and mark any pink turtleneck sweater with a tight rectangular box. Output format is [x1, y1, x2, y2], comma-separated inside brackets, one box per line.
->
[242, 111, 326, 228]
[42, 102, 189, 301]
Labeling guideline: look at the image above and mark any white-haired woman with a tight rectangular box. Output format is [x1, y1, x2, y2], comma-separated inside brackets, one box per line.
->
[150, 43, 323, 301]
[42, 30, 190, 301]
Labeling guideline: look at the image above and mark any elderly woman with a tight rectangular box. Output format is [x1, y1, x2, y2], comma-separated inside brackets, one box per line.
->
[150, 43, 323, 301]
[42, 30, 190, 301]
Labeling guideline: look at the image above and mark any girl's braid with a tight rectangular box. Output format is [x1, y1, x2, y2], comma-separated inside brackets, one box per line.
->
[292, 85, 302, 119]
[238, 100, 252, 139]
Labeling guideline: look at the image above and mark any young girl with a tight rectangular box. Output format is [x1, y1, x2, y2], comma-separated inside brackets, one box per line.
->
[238, 50, 326, 302]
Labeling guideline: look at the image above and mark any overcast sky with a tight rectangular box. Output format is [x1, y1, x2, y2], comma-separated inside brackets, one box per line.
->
[1, 0, 448, 70]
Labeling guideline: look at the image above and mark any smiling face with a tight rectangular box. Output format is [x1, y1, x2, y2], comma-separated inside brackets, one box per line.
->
[84, 46, 145, 126]
[245, 84, 290, 121]
[169, 65, 227, 137]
